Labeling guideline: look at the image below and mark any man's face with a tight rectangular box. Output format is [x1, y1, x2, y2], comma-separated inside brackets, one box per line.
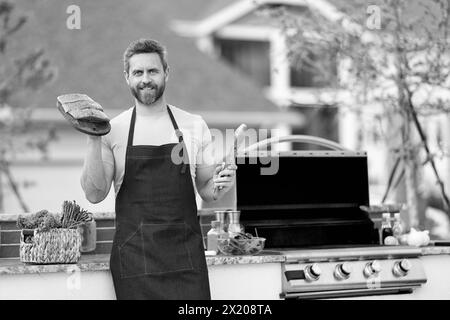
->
[125, 53, 168, 105]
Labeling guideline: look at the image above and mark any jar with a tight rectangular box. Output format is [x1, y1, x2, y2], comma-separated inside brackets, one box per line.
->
[78, 219, 97, 252]
[214, 210, 228, 232]
[207, 220, 227, 252]
[227, 210, 244, 237]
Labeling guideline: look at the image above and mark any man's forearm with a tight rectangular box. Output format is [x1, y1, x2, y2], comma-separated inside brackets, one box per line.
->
[198, 177, 217, 203]
[81, 136, 109, 203]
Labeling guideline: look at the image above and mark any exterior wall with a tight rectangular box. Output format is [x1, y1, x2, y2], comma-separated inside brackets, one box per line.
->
[209, 263, 282, 300]
[0, 263, 281, 300]
[6, 164, 116, 214]
[3, 128, 115, 214]
[413, 255, 450, 299]
[0, 255, 449, 300]
[0, 270, 116, 300]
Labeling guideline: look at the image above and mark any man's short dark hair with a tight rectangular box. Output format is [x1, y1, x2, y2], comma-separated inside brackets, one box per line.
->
[123, 39, 168, 74]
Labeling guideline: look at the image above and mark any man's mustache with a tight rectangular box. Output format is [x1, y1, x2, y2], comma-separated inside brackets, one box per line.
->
[139, 84, 157, 89]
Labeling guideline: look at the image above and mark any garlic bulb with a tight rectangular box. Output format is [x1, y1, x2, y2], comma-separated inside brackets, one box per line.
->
[405, 228, 430, 247]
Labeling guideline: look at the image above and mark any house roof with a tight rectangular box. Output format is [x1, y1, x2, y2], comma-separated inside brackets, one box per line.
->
[9, 0, 281, 118]
[173, 0, 352, 38]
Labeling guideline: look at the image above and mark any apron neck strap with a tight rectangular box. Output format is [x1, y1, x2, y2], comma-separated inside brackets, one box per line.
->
[166, 106, 184, 143]
[127, 105, 184, 147]
[127, 107, 137, 147]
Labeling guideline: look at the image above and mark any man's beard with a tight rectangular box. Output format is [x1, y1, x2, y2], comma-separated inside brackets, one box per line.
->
[131, 81, 165, 106]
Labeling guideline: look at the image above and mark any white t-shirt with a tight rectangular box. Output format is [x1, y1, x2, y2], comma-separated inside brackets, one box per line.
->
[101, 105, 215, 197]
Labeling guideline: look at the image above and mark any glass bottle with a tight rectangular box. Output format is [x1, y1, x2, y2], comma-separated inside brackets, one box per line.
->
[207, 220, 226, 252]
[381, 213, 393, 245]
[392, 213, 404, 240]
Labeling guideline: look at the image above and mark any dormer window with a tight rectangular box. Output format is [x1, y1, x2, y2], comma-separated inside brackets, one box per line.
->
[214, 35, 337, 90]
[214, 38, 271, 87]
[171, 0, 341, 99]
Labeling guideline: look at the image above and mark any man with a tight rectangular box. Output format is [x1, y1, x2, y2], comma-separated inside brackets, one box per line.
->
[81, 39, 237, 300]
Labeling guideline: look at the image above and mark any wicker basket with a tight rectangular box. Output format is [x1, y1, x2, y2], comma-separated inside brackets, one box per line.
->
[20, 228, 82, 264]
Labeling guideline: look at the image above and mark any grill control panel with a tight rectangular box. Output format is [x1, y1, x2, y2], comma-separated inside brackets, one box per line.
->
[363, 260, 382, 278]
[334, 262, 352, 280]
[282, 258, 427, 295]
[392, 259, 412, 277]
[304, 264, 322, 282]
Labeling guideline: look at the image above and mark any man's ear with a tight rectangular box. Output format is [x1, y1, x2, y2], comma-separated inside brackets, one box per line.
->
[124, 71, 130, 85]
[165, 66, 170, 82]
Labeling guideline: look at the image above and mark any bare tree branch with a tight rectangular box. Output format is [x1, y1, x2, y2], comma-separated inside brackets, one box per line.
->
[0, 0, 57, 212]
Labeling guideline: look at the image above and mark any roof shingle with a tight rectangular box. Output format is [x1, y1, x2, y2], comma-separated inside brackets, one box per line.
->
[10, 0, 278, 114]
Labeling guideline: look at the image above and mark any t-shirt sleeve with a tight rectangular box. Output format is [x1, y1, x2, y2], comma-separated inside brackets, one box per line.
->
[196, 117, 216, 169]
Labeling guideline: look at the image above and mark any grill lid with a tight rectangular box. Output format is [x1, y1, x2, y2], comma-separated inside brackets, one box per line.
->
[236, 150, 370, 211]
[235, 151, 378, 247]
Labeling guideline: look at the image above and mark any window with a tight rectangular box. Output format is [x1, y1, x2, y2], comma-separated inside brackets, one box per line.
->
[290, 51, 338, 88]
[214, 36, 338, 89]
[291, 105, 339, 150]
[214, 38, 271, 86]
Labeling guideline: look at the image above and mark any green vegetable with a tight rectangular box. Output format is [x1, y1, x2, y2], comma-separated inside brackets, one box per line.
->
[16, 201, 93, 232]
[17, 210, 49, 230]
[218, 232, 265, 255]
[61, 200, 93, 229]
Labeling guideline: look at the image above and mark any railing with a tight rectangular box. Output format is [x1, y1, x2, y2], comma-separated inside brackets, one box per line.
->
[241, 135, 351, 152]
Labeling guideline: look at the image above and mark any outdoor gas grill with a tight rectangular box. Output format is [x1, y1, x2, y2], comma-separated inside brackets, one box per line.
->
[235, 136, 427, 299]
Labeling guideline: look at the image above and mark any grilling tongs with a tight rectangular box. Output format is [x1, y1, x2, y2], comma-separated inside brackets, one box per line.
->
[213, 124, 247, 194]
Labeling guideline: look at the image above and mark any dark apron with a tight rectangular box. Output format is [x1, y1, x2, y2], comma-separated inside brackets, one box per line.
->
[109, 106, 211, 300]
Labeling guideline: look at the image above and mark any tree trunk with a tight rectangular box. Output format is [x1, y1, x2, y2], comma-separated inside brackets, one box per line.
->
[3, 164, 29, 213]
[401, 117, 428, 230]
[403, 155, 419, 228]
[0, 171, 4, 212]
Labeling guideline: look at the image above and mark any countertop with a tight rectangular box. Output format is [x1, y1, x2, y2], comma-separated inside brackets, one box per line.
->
[0, 246, 448, 276]
[0, 251, 286, 275]
[420, 245, 450, 255]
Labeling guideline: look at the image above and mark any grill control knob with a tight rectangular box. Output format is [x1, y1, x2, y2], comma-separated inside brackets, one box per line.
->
[364, 260, 382, 278]
[305, 264, 321, 282]
[393, 259, 411, 277]
[334, 262, 352, 280]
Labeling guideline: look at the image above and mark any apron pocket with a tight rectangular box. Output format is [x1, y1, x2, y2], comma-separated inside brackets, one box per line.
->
[118, 226, 146, 279]
[142, 222, 195, 275]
